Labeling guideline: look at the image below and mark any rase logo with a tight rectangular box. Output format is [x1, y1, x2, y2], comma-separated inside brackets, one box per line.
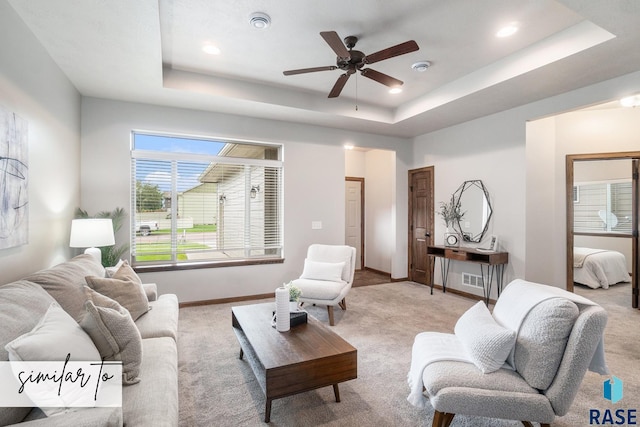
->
[589, 376, 637, 425]
[604, 376, 624, 404]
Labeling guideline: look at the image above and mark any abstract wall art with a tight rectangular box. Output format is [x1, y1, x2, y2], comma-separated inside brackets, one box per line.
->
[0, 105, 28, 249]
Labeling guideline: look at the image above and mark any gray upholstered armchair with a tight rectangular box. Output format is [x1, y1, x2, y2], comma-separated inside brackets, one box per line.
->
[291, 244, 356, 326]
[408, 279, 608, 427]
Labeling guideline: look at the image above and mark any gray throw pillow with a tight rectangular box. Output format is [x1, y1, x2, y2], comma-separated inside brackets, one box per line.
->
[80, 287, 142, 384]
[85, 261, 149, 320]
[514, 298, 579, 390]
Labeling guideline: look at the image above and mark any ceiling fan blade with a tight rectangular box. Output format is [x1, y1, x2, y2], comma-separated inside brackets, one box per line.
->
[328, 73, 350, 98]
[364, 40, 419, 64]
[283, 66, 337, 76]
[320, 31, 350, 59]
[361, 68, 403, 87]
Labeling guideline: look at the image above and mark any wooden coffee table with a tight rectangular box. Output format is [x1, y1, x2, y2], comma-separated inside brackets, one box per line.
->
[231, 303, 357, 423]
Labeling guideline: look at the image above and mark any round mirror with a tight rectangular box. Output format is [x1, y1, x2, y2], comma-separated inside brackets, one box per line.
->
[452, 180, 492, 243]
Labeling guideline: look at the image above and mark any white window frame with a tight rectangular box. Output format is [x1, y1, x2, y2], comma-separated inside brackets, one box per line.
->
[130, 132, 283, 269]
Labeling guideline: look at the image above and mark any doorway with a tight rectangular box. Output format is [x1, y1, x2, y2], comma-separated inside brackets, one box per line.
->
[408, 166, 434, 285]
[345, 177, 364, 270]
[566, 152, 639, 308]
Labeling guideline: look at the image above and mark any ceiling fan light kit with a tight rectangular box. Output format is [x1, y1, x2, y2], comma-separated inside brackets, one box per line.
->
[249, 12, 271, 29]
[283, 31, 419, 98]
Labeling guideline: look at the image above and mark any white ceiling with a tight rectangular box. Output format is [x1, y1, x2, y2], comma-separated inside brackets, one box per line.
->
[8, 0, 640, 138]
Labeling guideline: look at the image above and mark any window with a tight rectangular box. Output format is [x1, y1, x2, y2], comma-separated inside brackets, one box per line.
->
[131, 133, 283, 268]
[573, 180, 632, 234]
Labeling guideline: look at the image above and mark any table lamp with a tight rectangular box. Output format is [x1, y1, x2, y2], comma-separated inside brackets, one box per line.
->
[69, 218, 115, 264]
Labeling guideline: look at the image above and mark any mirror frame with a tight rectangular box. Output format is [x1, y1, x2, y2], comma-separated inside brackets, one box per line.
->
[453, 180, 493, 243]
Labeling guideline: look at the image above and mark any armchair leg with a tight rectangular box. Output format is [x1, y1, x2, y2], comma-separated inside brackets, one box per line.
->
[327, 306, 335, 326]
[338, 298, 346, 310]
[432, 411, 455, 427]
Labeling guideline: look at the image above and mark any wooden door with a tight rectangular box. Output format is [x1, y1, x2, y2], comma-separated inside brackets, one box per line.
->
[345, 178, 364, 270]
[408, 167, 434, 285]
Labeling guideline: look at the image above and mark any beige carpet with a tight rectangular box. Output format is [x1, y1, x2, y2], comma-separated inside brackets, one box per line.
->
[177, 281, 640, 426]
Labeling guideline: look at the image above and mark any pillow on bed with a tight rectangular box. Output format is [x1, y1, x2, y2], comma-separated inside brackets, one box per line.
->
[299, 259, 345, 282]
[454, 301, 516, 374]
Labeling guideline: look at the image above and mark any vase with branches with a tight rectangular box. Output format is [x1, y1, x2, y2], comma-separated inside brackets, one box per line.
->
[438, 195, 465, 229]
[75, 207, 129, 267]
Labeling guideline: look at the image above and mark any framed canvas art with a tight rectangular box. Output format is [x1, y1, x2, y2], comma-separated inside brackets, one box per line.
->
[0, 105, 28, 249]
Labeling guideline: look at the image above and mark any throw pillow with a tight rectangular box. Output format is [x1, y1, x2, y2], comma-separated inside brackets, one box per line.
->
[80, 287, 142, 384]
[112, 260, 143, 284]
[105, 259, 125, 278]
[85, 262, 149, 320]
[300, 259, 345, 282]
[454, 301, 516, 374]
[4, 302, 101, 362]
[4, 302, 102, 416]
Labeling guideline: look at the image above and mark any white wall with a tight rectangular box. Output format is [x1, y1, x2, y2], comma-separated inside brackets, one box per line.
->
[364, 150, 395, 273]
[529, 107, 640, 281]
[414, 69, 640, 296]
[412, 113, 526, 299]
[80, 98, 410, 302]
[0, 3, 81, 283]
[345, 149, 396, 274]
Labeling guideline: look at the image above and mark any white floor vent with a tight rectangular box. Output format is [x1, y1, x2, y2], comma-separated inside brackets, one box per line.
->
[462, 273, 483, 288]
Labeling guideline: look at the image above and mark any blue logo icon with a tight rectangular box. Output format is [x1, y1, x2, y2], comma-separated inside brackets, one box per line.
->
[604, 376, 623, 404]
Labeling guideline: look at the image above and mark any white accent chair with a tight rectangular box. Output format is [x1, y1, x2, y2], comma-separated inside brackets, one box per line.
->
[408, 279, 608, 427]
[291, 244, 356, 326]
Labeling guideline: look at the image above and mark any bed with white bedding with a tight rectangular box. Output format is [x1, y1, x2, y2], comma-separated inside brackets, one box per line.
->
[574, 247, 631, 289]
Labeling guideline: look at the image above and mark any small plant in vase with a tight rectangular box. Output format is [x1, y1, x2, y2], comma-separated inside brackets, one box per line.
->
[284, 282, 302, 312]
[438, 196, 465, 247]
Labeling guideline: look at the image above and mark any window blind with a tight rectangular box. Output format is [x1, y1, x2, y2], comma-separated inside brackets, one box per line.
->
[131, 133, 283, 267]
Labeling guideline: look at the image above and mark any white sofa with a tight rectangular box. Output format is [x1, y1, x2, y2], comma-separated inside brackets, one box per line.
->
[0, 255, 179, 426]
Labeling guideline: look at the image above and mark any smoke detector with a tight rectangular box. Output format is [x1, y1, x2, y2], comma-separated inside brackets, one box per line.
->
[249, 12, 271, 29]
[411, 61, 431, 72]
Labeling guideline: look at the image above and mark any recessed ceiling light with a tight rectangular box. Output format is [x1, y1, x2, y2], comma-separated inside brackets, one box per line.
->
[202, 44, 220, 55]
[249, 12, 271, 29]
[496, 23, 519, 38]
[389, 87, 403, 94]
[620, 94, 640, 107]
[411, 61, 431, 72]
[344, 144, 354, 150]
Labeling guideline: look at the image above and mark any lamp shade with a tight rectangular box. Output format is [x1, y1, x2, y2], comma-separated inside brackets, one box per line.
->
[69, 218, 115, 248]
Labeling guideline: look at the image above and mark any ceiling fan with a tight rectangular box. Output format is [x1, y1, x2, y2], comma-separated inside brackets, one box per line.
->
[283, 31, 419, 98]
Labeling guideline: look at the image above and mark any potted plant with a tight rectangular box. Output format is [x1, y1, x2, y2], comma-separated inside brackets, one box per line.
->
[285, 282, 302, 312]
[438, 196, 465, 246]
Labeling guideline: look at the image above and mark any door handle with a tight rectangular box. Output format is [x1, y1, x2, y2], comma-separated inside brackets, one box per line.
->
[425, 233, 431, 237]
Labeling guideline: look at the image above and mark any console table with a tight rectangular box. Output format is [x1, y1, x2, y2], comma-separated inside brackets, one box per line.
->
[426, 245, 509, 304]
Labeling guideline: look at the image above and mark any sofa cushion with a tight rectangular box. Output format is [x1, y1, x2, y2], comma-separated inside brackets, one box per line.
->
[0, 280, 56, 426]
[80, 287, 142, 384]
[85, 275, 149, 321]
[24, 254, 106, 322]
[514, 298, 579, 390]
[4, 302, 102, 417]
[454, 301, 516, 373]
[136, 294, 179, 341]
[122, 337, 178, 427]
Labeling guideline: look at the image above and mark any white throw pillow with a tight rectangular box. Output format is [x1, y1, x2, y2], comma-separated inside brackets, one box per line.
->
[4, 302, 102, 416]
[454, 301, 516, 374]
[300, 259, 345, 282]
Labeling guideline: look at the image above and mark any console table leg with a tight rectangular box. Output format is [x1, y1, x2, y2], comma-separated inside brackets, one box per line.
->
[264, 399, 272, 423]
[333, 384, 341, 402]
